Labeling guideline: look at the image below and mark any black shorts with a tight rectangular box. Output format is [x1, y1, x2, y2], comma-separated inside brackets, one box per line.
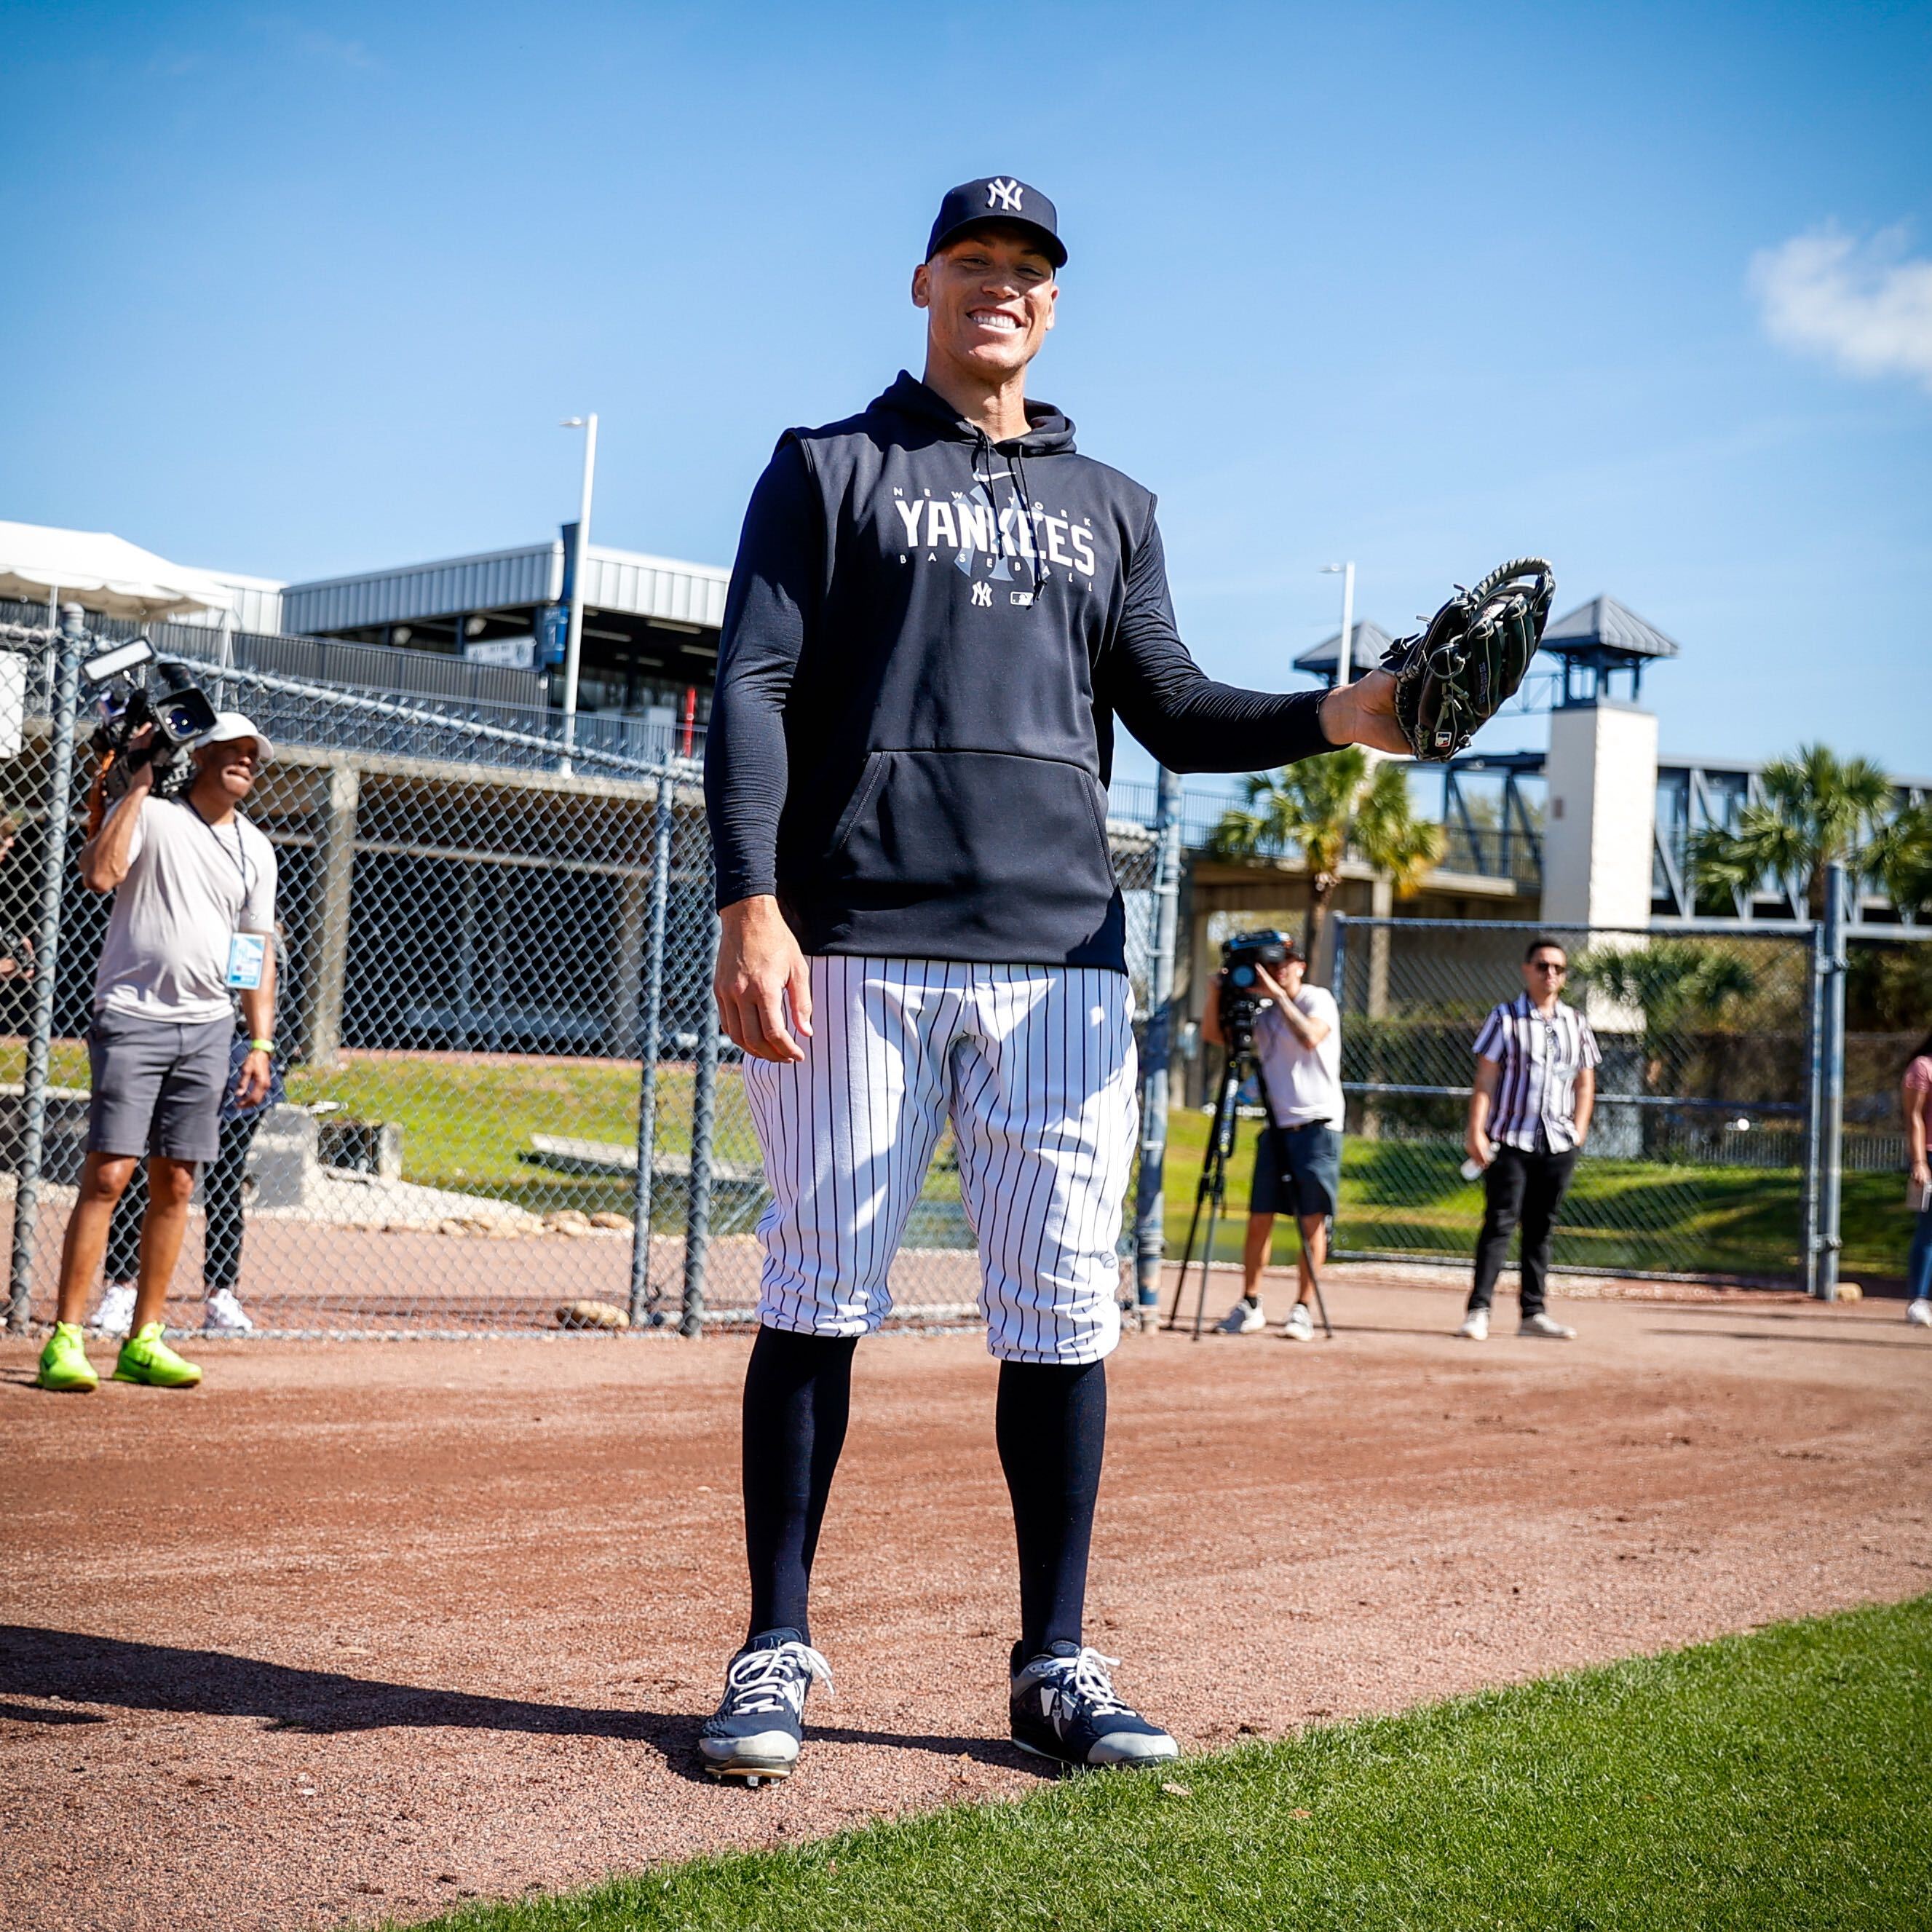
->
[1251, 1122, 1341, 1220]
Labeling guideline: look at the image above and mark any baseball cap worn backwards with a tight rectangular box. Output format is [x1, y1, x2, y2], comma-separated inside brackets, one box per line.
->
[927, 176, 1066, 268]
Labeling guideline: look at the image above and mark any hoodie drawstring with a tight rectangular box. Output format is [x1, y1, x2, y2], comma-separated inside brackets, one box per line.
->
[972, 429, 1042, 611]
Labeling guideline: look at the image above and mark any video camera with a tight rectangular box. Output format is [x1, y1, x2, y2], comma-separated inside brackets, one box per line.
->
[1218, 928, 1297, 1052]
[81, 636, 218, 799]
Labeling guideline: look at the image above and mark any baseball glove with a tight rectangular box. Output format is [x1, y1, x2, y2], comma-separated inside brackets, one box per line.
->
[1379, 558, 1554, 761]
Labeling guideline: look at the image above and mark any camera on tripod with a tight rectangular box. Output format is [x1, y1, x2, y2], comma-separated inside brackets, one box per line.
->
[1218, 928, 1296, 1050]
[81, 636, 218, 798]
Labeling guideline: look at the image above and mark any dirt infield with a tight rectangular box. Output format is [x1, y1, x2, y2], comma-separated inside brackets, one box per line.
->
[3, 1272, 1928, 1932]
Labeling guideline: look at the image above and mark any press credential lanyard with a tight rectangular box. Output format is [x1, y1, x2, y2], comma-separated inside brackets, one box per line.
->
[186, 799, 263, 990]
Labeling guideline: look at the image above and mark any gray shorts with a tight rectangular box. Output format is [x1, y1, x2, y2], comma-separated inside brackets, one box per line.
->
[87, 1010, 234, 1165]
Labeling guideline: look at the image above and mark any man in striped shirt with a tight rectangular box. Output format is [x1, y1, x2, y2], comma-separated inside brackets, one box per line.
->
[1458, 937, 1599, 1342]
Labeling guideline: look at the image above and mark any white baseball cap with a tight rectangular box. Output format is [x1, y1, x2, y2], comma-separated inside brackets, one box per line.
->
[201, 710, 274, 765]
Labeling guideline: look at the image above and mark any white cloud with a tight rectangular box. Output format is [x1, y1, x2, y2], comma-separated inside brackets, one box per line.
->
[1750, 227, 1932, 395]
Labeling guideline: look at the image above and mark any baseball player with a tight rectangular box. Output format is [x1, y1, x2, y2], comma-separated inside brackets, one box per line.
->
[700, 175, 1411, 1783]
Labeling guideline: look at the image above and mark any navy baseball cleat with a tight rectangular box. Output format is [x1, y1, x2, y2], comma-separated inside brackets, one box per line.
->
[697, 1628, 833, 1784]
[1008, 1642, 1179, 1769]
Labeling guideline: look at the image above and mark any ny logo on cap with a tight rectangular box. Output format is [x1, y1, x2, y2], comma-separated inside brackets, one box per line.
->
[986, 178, 1024, 213]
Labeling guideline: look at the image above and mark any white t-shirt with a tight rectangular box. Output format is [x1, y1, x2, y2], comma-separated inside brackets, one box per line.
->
[1252, 983, 1342, 1128]
[93, 794, 278, 1024]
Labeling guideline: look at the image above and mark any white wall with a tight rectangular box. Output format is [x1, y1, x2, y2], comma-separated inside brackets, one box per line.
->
[1541, 701, 1658, 930]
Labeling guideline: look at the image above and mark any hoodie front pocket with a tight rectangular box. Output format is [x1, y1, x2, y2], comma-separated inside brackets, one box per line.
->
[822, 748, 1116, 916]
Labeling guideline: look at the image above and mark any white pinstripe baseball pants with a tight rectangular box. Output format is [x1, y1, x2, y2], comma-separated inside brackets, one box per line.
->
[742, 957, 1138, 1363]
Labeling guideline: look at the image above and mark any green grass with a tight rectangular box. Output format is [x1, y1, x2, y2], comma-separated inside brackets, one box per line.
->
[1158, 1109, 1909, 1279]
[4, 1037, 1912, 1273]
[394, 1598, 1932, 1932]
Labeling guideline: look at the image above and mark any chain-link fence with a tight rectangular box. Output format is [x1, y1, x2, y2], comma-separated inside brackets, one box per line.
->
[1327, 916, 1820, 1283]
[0, 604, 1880, 1331]
[0, 609, 1163, 1338]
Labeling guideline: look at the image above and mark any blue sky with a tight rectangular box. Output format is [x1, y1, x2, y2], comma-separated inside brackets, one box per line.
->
[5, 1, 1928, 782]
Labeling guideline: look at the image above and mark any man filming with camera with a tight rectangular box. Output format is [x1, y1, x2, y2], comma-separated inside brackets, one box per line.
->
[36, 713, 279, 1393]
[1201, 933, 1342, 1341]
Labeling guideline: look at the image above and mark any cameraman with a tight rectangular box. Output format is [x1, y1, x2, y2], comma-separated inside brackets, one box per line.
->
[36, 715, 278, 1395]
[1201, 935, 1342, 1340]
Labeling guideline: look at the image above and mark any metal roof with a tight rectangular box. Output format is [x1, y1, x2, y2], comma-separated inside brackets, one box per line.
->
[1292, 619, 1397, 676]
[1542, 595, 1681, 660]
[281, 540, 729, 637]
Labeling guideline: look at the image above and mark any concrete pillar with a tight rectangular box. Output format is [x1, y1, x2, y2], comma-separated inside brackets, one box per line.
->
[1366, 874, 1395, 1017]
[306, 764, 360, 1069]
[613, 863, 652, 1056]
[1540, 702, 1658, 930]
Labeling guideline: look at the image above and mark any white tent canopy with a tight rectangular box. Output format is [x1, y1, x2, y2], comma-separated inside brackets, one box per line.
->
[0, 520, 231, 622]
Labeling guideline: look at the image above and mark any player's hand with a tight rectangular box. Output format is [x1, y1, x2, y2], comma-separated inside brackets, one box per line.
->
[1319, 670, 1411, 757]
[235, 1048, 272, 1108]
[1465, 1127, 1492, 1168]
[1912, 1157, 1931, 1192]
[1252, 962, 1289, 1007]
[716, 896, 813, 1064]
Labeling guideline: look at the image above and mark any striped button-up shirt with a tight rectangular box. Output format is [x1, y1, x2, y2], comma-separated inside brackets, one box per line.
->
[1473, 994, 1601, 1153]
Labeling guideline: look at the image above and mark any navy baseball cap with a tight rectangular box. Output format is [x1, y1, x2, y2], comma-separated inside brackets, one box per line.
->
[926, 176, 1066, 269]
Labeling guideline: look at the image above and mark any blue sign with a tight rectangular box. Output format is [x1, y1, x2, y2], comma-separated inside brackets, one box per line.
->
[537, 602, 569, 668]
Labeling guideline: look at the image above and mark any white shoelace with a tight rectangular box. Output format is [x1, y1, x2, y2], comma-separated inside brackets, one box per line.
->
[1048, 1647, 1133, 1717]
[721, 1641, 834, 1716]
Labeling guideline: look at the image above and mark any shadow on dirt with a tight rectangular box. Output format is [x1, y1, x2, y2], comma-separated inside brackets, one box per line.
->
[0, 1627, 1036, 1778]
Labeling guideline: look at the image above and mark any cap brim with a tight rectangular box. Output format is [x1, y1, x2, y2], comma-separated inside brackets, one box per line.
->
[203, 728, 274, 765]
[929, 216, 1066, 269]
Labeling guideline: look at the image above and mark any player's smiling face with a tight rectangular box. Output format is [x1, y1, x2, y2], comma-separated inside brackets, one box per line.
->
[913, 224, 1057, 385]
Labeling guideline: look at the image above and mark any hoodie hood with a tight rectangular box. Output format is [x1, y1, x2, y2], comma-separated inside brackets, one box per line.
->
[870, 370, 1077, 456]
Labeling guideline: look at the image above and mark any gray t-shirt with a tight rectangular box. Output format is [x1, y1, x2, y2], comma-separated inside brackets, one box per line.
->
[93, 794, 278, 1024]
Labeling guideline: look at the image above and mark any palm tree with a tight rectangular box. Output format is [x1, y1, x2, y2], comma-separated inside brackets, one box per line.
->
[1209, 749, 1444, 966]
[1689, 744, 1893, 917]
[1572, 941, 1757, 1093]
[1867, 799, 1932, 921]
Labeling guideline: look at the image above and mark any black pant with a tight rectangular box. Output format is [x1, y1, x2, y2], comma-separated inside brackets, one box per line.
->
[104, 1109, 265, 1291]
[1468, 1143, 1577, 1318]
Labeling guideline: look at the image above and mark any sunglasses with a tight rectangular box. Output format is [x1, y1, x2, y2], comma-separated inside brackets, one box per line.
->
[1529, 960, 1567, 975]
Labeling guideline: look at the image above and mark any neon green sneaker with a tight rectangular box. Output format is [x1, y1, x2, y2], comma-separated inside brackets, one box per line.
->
[37, 1321, 99, 1393]
[113, 1321, 202, 1389]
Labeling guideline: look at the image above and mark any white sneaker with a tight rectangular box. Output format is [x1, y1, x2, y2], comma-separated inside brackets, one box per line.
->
[92, 1282, 136, 1336]
[1457, 1309, 1489, 1342]
[1219, 1299, 1267, 1334]
[203, 1288, 256, 1334]
[1907, 1300, 1932, 1329]
[1281, 1302, 1315, 1342]
[1519, 1312, 1576, 1339]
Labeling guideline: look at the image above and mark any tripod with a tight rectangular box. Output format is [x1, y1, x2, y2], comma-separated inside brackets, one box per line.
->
[1164, 1032, 1334, 1342]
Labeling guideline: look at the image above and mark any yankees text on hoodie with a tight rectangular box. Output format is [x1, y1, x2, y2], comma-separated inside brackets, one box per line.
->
[705, 371, 1331, 973]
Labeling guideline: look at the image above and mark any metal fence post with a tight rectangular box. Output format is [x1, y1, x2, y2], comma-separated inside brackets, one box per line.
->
[1132, 767, 1182, 1316]
[627, 776, 675, 1326]
[1800, 911, 1826, 1296]
[681, 901, 721, 1338]
[1331, 914, 1350, 1015]
[1816, 862, 1848, 1302]
[7, 606, 83, 1332]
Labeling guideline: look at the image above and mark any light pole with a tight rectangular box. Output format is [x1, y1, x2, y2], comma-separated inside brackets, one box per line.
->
[1321, 561, 1355, 686]
[560, 413, 599, 773]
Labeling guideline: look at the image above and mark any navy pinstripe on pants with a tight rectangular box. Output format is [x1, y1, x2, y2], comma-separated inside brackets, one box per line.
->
[742, 956, 1138, 1363]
